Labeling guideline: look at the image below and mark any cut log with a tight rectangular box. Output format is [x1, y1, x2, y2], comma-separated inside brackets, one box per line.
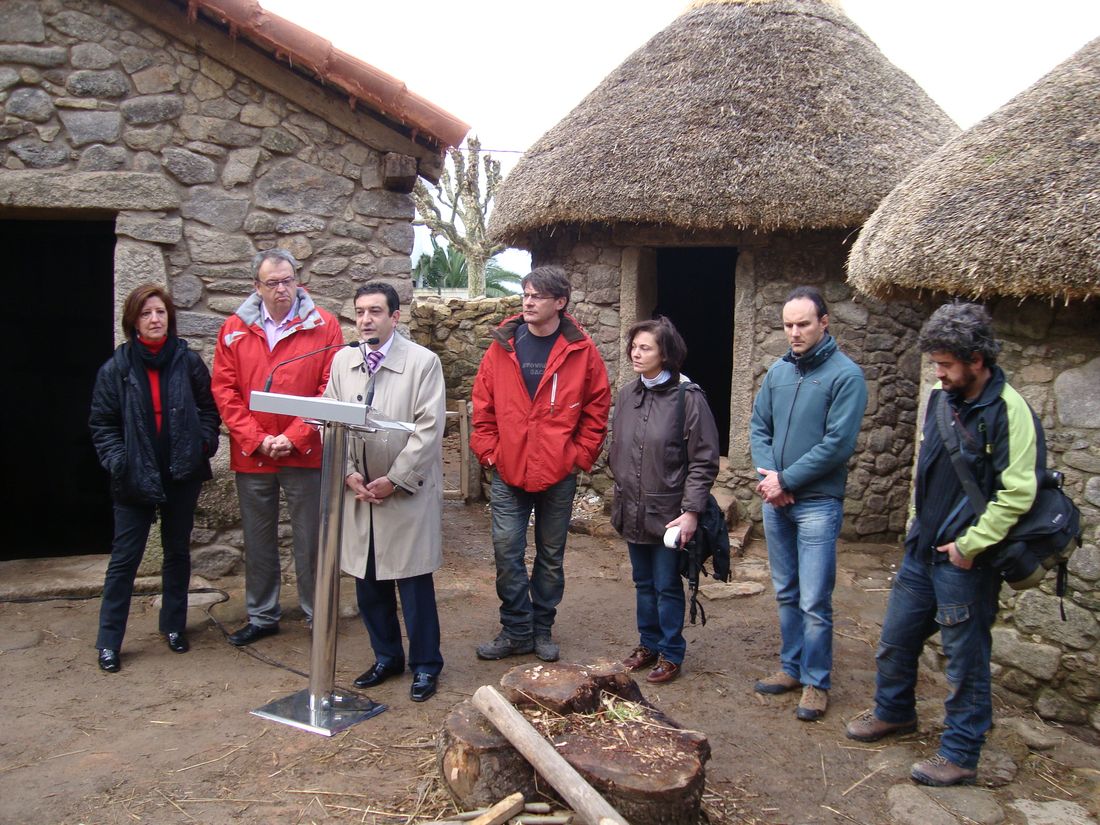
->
[472, 686, 628, 825]
[499, 661, 644, 714]
[438, 700, 540, 808]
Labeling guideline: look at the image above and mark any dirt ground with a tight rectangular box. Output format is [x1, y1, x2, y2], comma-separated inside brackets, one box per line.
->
[2, 494, 1098, 825]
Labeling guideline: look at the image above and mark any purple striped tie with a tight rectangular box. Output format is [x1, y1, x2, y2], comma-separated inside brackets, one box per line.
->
[366, 349, 383, 375]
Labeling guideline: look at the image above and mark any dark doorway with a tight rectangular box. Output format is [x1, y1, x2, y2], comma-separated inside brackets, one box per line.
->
[2, 219, 116, 559]
[654, 247, 736, 454]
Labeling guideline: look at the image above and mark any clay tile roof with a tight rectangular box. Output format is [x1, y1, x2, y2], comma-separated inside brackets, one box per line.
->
[848, 36, 1100, 304]
[488, 0, 957, 245]
[182, 0, 469, 149]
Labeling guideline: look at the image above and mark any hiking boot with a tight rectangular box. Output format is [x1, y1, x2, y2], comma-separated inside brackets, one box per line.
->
[796, 686, 828, 721]
[646, 657, 681, 684]
[534, 634, 560, 662]
[754, 670, 800, 695]
[910, 754, 977, 787]
[622, 645, 658, 671]
[476, 633, 534, 660]
[845, 710, 918, 742]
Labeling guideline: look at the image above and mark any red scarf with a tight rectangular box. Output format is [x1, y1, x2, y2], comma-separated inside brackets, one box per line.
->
[138, 336, 166, 433]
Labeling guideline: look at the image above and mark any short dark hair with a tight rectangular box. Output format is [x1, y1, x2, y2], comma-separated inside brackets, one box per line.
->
[918, 302, 1001, 367]
[784, 285, 828, 320]
[522, 265, 571, 310]
[251, 248, 299, 280]
[355, 282, 400, 315]
[121, 283, 177, 339]
[625, 315, 688, 373]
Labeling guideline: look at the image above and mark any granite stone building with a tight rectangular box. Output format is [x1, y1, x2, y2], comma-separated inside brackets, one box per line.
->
[0, 0, 467, 564]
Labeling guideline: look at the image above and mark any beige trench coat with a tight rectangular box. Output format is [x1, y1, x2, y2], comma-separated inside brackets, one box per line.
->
[323, 334, 445, 580]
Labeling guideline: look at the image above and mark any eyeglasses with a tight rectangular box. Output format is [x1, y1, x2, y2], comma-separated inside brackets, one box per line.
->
[522, 292, 556, 302]
[258, 276, 296, 290]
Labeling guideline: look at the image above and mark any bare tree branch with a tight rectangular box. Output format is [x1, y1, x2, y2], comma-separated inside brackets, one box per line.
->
[412, 134, 508, 297]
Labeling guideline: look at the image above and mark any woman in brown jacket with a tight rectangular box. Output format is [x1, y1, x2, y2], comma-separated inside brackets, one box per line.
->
[608, 317, 720, 683]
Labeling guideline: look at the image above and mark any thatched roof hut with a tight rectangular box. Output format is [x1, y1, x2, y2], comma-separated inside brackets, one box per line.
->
[848, 36, 1100, 303]
[489, 0, 957, 244]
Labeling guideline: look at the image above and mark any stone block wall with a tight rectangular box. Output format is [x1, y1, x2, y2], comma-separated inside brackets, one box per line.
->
[406, 294, 522, 402]
[0, 0, 426, 570]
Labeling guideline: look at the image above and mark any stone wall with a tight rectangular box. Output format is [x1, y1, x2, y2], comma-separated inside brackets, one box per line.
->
[406, 294, 521, 402]
[524, 226, 924, 540]
[0, 0, 426, 574]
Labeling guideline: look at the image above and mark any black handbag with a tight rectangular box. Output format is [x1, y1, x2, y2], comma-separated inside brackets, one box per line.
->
[934, 393, 1080, 602]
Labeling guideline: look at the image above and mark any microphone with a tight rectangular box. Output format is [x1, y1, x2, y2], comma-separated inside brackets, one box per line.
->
[263, 342, 357, 392]
[365, 337, 380, 345]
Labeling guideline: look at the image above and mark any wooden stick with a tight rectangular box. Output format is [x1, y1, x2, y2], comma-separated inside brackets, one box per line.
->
[472, 686, 628, 825]
[469, 793, 525, 825]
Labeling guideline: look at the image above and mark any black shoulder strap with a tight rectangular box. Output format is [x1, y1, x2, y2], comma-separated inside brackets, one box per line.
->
[934, 392, 988, 515]
[676, 381, 687, 466]
[676, 381, 707, 625]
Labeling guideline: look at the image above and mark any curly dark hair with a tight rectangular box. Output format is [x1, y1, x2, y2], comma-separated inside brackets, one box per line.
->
[917, 302, 1001, 367]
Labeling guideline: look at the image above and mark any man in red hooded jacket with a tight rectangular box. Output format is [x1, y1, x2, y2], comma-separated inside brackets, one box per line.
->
[471, 266, 610, 662]
[212, 249, 342, 645]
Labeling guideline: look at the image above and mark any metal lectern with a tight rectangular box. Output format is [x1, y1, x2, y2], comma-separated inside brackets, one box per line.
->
[245, 390, 412, 736]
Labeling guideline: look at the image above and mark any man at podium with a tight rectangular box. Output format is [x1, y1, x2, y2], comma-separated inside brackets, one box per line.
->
[323, 282, 446, 702]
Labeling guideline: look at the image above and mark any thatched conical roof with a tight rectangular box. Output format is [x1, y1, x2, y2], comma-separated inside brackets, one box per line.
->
[488, 0, 957, 245]
[848, 37, 1100, 303]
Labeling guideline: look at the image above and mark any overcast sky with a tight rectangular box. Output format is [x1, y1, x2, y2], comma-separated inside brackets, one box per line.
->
[262, 0, 1099, 270]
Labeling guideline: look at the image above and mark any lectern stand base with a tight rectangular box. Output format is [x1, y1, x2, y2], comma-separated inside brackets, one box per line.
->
[251, 688, 387, 736]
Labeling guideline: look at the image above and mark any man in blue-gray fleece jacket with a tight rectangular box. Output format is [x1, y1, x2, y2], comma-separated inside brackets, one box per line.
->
[750, 285, 867, 722]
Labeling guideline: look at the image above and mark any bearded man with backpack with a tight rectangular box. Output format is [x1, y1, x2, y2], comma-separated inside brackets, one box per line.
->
[846, 302, 1040, 787]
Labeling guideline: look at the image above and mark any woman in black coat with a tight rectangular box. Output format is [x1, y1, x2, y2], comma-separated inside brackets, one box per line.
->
[88, 284, 220, 672]
[608, 317, 720, 684]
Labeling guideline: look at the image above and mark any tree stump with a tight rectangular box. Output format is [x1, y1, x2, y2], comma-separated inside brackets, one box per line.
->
[499, 660, 644, 714]
[438, 700, 540, 808]
[439, 663, 711, 825]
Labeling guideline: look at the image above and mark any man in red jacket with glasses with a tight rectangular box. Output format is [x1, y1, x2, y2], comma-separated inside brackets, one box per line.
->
[212, 249, 342, 646]
[471, 265, 610, 663]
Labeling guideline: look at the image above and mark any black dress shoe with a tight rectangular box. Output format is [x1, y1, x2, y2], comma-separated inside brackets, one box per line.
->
[410, 672, 438, 702]
[353, 661, 404, 688]
[98, 649, 120, 673]
[227, 622, 279, 647]
[166, 632, 189, 653]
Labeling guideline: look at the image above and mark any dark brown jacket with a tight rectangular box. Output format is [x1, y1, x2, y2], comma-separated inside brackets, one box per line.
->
[608, 376, 720, 544]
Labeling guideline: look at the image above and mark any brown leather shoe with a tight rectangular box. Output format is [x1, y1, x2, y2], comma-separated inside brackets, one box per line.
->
[754, 670, 800, 695]
[911, 754, 977, 786]
[796, 686, 828, 721]
[622, 645, 658, 671]
[845, 709, 918, 742]
[646, 657, 681, 683]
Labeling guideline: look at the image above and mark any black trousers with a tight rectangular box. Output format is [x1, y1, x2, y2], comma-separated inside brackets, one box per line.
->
[96, 479, 202, 651]
[354, 533, 443, 677]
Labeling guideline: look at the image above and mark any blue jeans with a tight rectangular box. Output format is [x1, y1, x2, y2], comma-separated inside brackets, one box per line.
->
[490, 472, 577, 640]
[628, 543, 686, 664]
[873, 552, 1000, 769]
[97, 479, 202, 651]
[762, 496, 842, 690]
